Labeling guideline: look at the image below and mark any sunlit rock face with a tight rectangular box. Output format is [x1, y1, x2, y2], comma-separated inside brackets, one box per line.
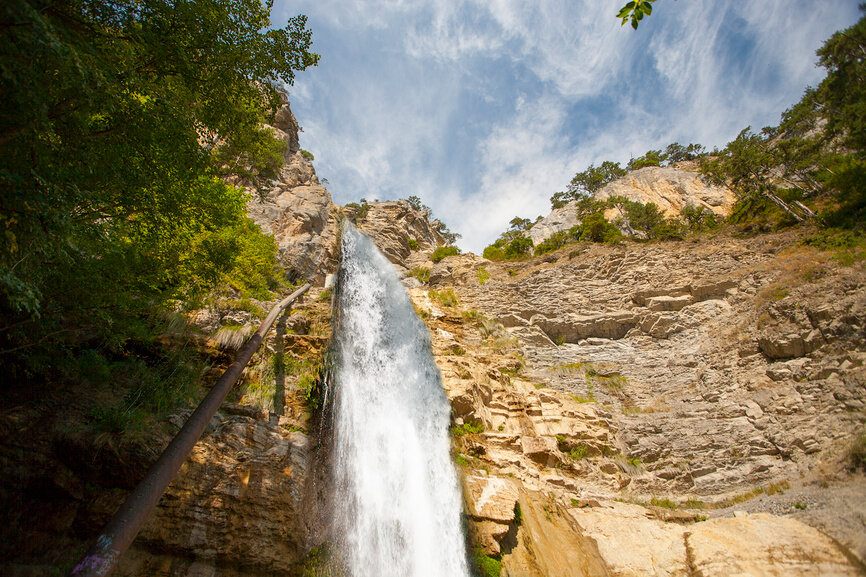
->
[245, 100, 339, 285]
[354, 200, 446, 268]
[530, 166, 736, 245]
[594, 166, 736, 217]
[409, 227, 866, 576]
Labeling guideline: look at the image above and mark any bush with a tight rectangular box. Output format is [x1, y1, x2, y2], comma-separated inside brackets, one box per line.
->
[578, 213, 622, 243]
[407, 238, 420, 251]
[483, 233, 533, 261]
[623, 201, 665, 236]
[477, 267, 490, 285]
[681, 205, 720, 232]
[431, 245, 461, 262]
[534, 228, 580, 255]
[408, 267, 430, 283]
[429, 288, 458, 308]
[300, 149, 314, 161]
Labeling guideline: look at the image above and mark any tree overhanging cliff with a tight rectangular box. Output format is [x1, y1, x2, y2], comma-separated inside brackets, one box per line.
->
[0, 0, 318, 380]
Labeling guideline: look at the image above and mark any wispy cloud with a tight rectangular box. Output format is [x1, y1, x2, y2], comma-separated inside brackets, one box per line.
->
[275, 0, 862, 253]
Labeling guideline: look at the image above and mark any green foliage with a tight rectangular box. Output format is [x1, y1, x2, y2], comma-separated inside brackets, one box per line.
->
[300, 149, 315, 161]
[471, 548, 502, 577]
[451, 422, 484, 436]
[664, 142, 706, 163]
[344, 201, 370, 222]
[534, 228, 580, 255]
[617, 0, 656, 29]
[514, 502, 523, 524]
[627, 149, 667, 171]
[698, 11, 866, 230]
[680, 205, 720, 232]
[483, 232, 533, 261]
[509, 217, 533, 231]
[0, 0, 317, 380]
[650, 497, 677, 510]
[407, 238, 420, 251]
[577, 213, 622, 244]
[551, 161, 627, 208]
[429, 288, 459, 308]
[622, 201, 665, 235]
[476, 267, 490, 285]
[405, 195, 429, 213]
[408, 267, 430, 283]
[432, 245, 461, 262]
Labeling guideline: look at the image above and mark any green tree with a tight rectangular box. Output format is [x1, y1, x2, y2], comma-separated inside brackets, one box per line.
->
[509, 217, 533, 231]
[664, 142, 706, 163]
[627, 149, 667, 171]
[552, 161, 627, 208]
[0, 0, 318, 373]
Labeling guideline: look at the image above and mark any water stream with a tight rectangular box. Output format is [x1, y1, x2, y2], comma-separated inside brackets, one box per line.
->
[331, 222, 470, 577]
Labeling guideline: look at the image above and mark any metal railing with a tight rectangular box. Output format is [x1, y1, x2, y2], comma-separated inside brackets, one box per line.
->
[70, 283, 311, 577]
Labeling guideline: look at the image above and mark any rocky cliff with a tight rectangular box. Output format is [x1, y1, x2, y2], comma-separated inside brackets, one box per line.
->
[245, 100, 339, 285]
[4, 98, 864, 577]
[531, 165, 736, 245]
[404, 228, 866, 576]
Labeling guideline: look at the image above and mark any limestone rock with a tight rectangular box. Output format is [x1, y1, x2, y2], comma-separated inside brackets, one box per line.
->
[529, 206, 581, 246]
[354, 200, 446, 267]
[686, 513, 863, 576]
[595, 166, 735, 218]
[530, 167, 736, 244]
[116, 415, 316, 576]
[465, 475, 519, 523]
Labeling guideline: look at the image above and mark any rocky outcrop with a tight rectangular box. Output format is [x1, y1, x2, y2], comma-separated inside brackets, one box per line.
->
[531, 166, 736, 244]
[354, 200, 446, 268]
[246, 101, 339, 285]
[595, 166, 735, 217]
[529, 205, 581, 246]
[116, 412, 316, 577]
[409, 228, 866, 575]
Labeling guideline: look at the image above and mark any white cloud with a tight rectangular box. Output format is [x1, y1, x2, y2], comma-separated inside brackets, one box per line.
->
[274, 0, 862, 254]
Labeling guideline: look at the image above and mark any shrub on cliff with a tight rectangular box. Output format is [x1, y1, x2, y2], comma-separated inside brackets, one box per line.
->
[0, 0, 318, 381]
[431, 246, 461, 262]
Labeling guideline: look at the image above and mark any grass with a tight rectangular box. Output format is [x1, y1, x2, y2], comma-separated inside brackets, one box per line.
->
[477, 266, 490, 285]
[213, 322, 253, 350]
[451, 422, 484, 437]
[650, 497, 677, 510]
[429, 288, 459, 308]
[715, 480, 791, 508]
[408, 267, 430, 283]
[471, 548, 502, 577]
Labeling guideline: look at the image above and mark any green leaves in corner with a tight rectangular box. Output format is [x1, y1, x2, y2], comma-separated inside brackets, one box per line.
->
[617, 0, 656, 29]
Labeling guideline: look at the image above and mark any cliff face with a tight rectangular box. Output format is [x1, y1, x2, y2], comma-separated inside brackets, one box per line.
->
[245, 102, 339, 285]
[354, 200, 446, 269]
[531, 166, 736, 245]
[402, 228, 866, 576]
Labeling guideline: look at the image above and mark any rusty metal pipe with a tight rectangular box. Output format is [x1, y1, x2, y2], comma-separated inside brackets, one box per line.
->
[70, 283, 311, 577]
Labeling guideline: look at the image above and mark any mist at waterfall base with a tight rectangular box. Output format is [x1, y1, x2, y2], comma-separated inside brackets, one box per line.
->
[330, 223, 470, 577]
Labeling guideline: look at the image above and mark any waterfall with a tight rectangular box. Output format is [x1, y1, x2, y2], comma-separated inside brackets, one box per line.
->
[331, 222, 470, 577]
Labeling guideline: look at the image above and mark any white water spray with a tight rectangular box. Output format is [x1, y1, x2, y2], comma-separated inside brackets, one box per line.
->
[331, 223, 470, 577]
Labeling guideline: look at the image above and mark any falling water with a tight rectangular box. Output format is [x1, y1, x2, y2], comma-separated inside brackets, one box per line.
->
[331, 222, 470, 577]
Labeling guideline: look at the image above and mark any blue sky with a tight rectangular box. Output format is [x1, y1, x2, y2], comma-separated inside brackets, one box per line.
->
[272, 1, 862, 253]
